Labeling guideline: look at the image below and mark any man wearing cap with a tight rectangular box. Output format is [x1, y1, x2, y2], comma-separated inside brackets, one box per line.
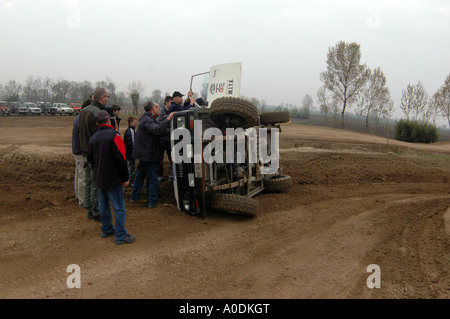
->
[130, 101, 175, 208]
[168, 90, 195, 113]
[87, 110, 135, 245]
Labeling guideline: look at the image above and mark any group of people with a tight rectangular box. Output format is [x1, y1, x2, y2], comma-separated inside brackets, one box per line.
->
[72, 87, 195, 245]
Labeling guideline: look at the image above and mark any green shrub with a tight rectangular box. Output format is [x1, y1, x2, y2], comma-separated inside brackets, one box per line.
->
[394, 119, 439, 143]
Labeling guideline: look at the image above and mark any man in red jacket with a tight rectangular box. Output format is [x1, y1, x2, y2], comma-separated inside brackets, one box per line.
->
[88, 110, 135, 245]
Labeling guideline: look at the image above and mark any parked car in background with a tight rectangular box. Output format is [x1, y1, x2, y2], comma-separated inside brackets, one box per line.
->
[18, 102, 43, 116]
[37, 101, 57, 115]
[0, 101, 10, 116]
[53, 103, 75, 116]
[7, 102, 22, 115]
[70, 102, 81, 114]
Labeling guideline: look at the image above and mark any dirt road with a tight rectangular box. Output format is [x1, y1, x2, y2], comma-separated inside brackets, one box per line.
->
[0, 116, 449, 299]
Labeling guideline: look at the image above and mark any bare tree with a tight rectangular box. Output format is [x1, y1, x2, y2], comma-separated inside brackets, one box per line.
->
[0, 80, 22, 102]
[356, 67, 392, 127]
[78, 80, 94, 102]
[68, 81, 80, 102]
[106, 77, 117, 105]
[317, 85, 336, 123]
[23, 74, 43, 102]
[52, 78, 71, 103]
[301, 94, 313, 110]
[320, 41, 370, 126]
[433, 74, 450, 127]
[40, 77, 53, 102]
[400, 81, 429, 122]
[116, 91, 126, 106]
[354, 95, 367, 125]
[95, 80, 108, 89]
[248, 97, 260, 110]
[260, 99, 267, 112]
[150, 89, 163, 106]
[127, 81, 145, 114]
[423, 97, 439, 125]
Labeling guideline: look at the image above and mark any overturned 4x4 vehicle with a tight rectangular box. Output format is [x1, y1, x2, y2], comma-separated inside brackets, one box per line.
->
[170, 97, 292, 217]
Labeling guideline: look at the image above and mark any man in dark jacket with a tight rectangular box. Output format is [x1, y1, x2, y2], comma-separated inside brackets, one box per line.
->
[168, 90, 195, 113]
[130, 102, 174, 208]
[78, 88, 109, 221]
[123, 116, 138, 186]
[88, 110, 135, 245]
[156, 96, 173, 181]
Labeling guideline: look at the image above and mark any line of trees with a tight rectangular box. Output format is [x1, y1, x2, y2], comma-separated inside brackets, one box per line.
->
[2, 44, 448, 128]
[317, 40, 449, 129]
[0, 75, 173, 114]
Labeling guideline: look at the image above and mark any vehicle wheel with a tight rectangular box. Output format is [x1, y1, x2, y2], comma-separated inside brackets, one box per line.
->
[210, 97, 259, 129]
[210, 193, 259, 216]
[259, 110, 290, 125]
[264, 175, 292, 192]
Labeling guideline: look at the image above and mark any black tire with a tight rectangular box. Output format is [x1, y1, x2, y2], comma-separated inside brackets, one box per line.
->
[210, 193, 259, 216]
[264, 175, 292, 192]
[209, 97, 259, 129]
[259, 110, 290, 125]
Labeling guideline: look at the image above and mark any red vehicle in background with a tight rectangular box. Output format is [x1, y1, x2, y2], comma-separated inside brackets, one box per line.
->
[70, 103, 81, 114]
[0, 101, 11, 116]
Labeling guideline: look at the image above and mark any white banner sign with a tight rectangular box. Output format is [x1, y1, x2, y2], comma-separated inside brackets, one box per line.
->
[206, 62, 242, 106]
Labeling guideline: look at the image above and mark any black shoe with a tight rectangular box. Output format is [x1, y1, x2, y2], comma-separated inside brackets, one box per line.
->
[101, 229, 115, 238]
[148, 204, 158, 209]
[115, 234, 135, 245]
[87, 213, 93, 220]
[92, 215, 101, 222]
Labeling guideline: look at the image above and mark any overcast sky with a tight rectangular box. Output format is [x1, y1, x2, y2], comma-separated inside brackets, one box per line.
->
[1, 0, 449, 120]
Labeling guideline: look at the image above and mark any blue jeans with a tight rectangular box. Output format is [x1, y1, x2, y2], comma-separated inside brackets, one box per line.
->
[98, 184, 127, 242]
[130, 161, 158, 206]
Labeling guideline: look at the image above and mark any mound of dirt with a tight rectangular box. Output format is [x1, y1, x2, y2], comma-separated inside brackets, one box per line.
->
[0, 117, 448, 299]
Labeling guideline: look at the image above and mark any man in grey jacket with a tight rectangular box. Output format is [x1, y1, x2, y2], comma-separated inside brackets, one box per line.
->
[78, 88, 109, 221]
[129, 102, 174, 208]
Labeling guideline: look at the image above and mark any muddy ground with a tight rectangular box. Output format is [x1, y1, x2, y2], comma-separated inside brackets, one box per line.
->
[0, 115, 449, 299]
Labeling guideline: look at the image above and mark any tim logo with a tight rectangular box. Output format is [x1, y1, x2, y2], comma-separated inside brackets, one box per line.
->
[210, 80, 234, 95]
